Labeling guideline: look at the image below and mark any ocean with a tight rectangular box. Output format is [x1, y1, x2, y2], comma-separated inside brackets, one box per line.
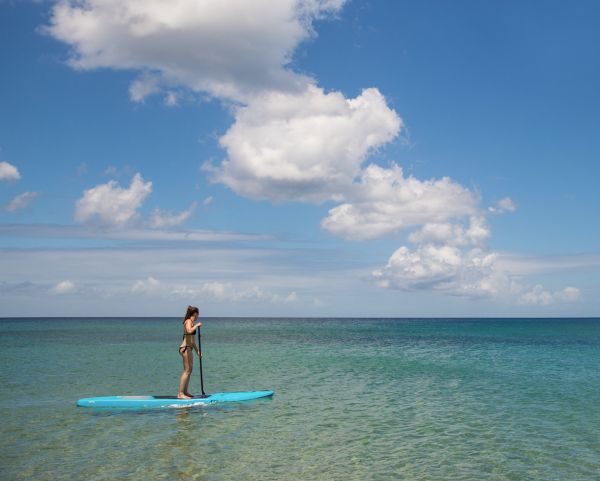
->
[1, 317, 599, 480]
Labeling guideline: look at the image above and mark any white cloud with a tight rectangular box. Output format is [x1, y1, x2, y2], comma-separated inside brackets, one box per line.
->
[103, 165, 133, 178]
[51, 280, 76, 294]
[408, 217, 490, 247]
[104, 166, 119, 176]
[211, 86, 401, 202]
[131, 276, 161, 293]
[118, 277, 302, 306]
[373, 215, 579, 304]
[45, 0, 346, 102]
[129, 74, 160, 102]
[489, 197, 517, 214]
[519, 285, 553, 305]
[75, 173, 152, 227]
[560, 286, 581, 301]
[0, 161, 21, 181]
[4, 192, 40, 213]
[374, 237, 581, 305]
[519, 285, 581, 305]
[321, 164, 480, 240]
[148, 202, 197, 228]
[192, 282, 298, 303]
[202, 196, 214, 207]
[164, 91, 179, 107]
[373, 244, 509, 298]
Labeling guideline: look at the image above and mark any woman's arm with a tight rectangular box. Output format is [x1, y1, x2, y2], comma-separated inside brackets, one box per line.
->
[184, 318, 202, 334]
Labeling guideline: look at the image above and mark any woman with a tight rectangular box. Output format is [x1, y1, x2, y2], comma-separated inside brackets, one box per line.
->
[178, 305, 202, 399]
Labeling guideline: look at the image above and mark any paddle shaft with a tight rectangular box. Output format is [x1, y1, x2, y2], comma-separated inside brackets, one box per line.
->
[197, 325, 207, 397]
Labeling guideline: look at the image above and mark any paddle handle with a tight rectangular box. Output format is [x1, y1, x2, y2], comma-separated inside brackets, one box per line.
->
[197, 325, 207, 397]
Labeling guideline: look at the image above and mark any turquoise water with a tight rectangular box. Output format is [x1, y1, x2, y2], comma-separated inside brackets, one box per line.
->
[1, 318, 599, 480]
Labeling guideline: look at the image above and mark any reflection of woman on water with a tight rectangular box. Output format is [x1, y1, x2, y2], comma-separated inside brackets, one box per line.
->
[178, 305, 202, 399]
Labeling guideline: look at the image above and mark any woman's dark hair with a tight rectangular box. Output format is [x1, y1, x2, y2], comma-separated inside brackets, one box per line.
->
[184, 305, 199, 320]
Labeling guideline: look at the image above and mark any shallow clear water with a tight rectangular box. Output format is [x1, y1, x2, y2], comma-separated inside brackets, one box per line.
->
[1, 318, 599, 480]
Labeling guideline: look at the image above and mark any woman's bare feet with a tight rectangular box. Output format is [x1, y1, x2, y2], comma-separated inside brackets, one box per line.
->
[184, 392, 194, 398]
[177, 393, 192, 399]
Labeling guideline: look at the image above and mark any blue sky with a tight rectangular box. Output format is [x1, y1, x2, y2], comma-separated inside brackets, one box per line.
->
[1, 0, 599, 317]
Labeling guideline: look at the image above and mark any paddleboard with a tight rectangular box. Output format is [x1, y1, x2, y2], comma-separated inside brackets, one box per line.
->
[77, 390, 274, 408]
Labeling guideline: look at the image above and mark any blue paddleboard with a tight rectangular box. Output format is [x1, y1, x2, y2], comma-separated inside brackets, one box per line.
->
[77, 390, 274, 408]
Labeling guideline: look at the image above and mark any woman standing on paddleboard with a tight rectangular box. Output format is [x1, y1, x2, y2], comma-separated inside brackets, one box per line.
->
[178, 305, 202, 399]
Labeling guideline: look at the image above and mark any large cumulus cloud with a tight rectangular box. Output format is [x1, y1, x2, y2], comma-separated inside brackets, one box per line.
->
[211, 86, 401, 202]
[321, 164, 480, 240]
[45, 0, 346, 102]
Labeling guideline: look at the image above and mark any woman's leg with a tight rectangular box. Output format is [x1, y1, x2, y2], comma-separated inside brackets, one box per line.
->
[183, 349, 195, 397]
[178, 348, 194, 398]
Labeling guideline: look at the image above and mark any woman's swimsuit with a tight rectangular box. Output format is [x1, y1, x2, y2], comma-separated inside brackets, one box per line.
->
[179, 321, 199, 354]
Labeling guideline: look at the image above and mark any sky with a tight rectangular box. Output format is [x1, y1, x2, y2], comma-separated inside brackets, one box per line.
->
[1, 0, 599, 317]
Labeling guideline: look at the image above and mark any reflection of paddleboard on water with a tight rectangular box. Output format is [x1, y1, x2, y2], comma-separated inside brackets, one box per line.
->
[77, 390, 274, 408]
[77, 323, 274, 408]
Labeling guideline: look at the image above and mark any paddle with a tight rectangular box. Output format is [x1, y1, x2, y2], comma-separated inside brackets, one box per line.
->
[197, 325, 207, 398]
